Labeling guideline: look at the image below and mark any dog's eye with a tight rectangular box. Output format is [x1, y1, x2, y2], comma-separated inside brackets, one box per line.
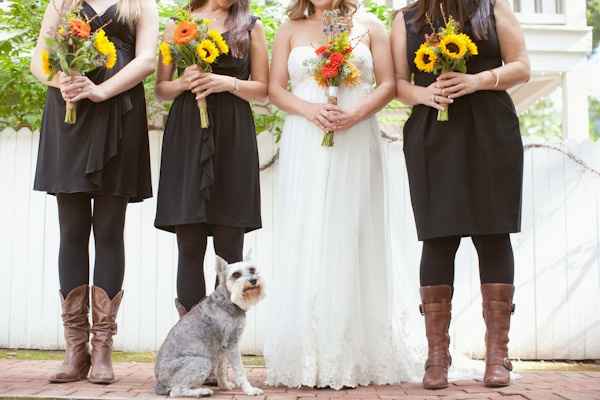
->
[248, 267, 256, 275]
[231, 271, 242, 279]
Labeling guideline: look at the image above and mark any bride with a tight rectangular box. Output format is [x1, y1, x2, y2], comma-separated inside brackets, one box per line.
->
[264, 0, 423, 389]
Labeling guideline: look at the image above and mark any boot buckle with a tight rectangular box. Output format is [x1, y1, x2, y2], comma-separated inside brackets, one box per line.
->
[419, 304, 424, 316]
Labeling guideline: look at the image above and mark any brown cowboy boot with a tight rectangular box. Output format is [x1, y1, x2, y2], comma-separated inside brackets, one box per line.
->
[420, 285, 452, 390]
[482, 283, 514, 387]
[88, 286, 123, 384]
[49, 285, 91, 383]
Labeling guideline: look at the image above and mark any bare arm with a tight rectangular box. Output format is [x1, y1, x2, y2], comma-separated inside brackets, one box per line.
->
[68, 0, 159, 103]
[479, 0, 530, 90]
[155, 22, 187, 101]
[332, 15, 395, 131]
[391, 11, 449, 111]
[30, 0, 70, 88]
[231, 20, 269, 103]
[268, 21, 337, 131]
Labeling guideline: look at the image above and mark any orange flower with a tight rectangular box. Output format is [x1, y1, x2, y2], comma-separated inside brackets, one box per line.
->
[315, 45, 328, 56]
[321, 64, 339, 79]
[328, 52, 344, 67]
[69, 18, 91, 39]
[174, 20, 198, 45]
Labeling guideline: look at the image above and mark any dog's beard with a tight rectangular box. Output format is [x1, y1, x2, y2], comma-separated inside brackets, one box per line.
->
[229, 280, 264, 311]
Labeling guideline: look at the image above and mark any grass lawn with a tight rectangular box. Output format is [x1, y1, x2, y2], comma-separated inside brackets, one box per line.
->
[0, 349, 265, 366]
[1, 349, 599, 371]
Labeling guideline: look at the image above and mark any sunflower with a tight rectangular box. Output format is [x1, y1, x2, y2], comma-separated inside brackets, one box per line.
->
[159, 41, 173, 65]
[440, 34, 467, 60]
[414, 44, 437, 73]
[207, 29, 229, 55]
[174, 20, 198, 45]
[40, 49, 53, 77]
[69, 18, 91, 39]
[94, 29, 117, 69]
[196, 39, 219, 64]
[458, 33, 478, 56]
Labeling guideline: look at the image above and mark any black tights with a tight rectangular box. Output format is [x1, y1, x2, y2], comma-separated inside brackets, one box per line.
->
[419, 234, 515, 287]
[57, 193, 128, 299]
[176, 224, 245, 311]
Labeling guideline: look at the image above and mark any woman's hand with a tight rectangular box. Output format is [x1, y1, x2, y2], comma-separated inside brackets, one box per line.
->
[331, 106, 361, 132]
[192, 72, 235, 101]
[303, 103, 338, 132]
[436, 72, 482, 99]
[58, 72, 76, 103]
[416, 81, 453, 111]
[64, 75, 108, 103]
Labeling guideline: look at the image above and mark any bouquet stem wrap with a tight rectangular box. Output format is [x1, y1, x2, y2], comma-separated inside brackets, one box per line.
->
[198, 98, 209, 129]
[437, 68, 450, 122]
[65, 101, 77, 124]
[322, 86, 338, 147]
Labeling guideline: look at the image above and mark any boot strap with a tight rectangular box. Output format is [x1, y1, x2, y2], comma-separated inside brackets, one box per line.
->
[419, 303, 451, 315]
[486, 357, 513, 371]
[483, 300, 515, 314]
[425, 354, 452, 370]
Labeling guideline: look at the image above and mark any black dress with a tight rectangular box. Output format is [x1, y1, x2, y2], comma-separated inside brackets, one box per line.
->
[154, 17, 262, 234]
[403, 3, 523, 241]
[34, 2, 152, 203]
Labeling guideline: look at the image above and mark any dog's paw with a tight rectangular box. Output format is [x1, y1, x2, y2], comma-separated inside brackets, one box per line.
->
[243, 386, 264, 396]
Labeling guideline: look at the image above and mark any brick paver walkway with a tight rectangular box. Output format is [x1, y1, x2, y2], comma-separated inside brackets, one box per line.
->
[0, 360, 599, 400]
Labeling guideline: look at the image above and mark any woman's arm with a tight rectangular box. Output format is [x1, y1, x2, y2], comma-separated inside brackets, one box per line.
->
[332, 14, 396, 131]
[68, 0, 160, 103]
[30, 0, 69, 88]
[268, 21, 336, 132]
[437, 0, 531, 98]
[155, 22, 190, 101]
[193, 20, 269, 103]
[391, 11, 450, 111]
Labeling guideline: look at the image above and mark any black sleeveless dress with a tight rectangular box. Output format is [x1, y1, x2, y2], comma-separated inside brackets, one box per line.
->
[154, 17, 262, 234]
[34, 2, 152, 203]
[403, 3, 523, 241]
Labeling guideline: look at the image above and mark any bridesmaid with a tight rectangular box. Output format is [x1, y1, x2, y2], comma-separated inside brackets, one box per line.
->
[31, 0, 158, 385]
[391, 0, 530, 390]
[154, 0, 268, 318]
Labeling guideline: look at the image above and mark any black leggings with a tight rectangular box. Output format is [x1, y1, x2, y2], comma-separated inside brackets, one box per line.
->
[175, 224, 245, 311]
[419, 234, 515, 287]
[57, 193, 128, 299]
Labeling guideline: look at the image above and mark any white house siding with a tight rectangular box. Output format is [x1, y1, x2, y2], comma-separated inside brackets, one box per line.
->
[0, 128, 599, 359]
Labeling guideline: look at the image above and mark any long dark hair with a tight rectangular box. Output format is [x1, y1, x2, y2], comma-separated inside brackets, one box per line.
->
[190, 0, 251, 57]
[406, 0, 493, 40]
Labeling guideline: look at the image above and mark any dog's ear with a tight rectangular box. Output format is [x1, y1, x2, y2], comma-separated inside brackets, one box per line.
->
[215, 255, 228, 284]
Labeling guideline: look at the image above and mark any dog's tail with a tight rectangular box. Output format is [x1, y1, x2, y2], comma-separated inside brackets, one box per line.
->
[154, 382, 170, 396]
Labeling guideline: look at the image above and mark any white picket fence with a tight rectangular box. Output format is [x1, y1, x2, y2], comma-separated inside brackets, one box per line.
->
[1, 127, 599, 360]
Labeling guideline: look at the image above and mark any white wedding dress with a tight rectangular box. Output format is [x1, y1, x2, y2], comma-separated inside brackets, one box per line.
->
[264, 30, 425, 389]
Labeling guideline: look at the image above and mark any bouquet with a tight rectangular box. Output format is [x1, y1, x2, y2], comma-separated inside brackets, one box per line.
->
[42, 5, 117, 124]
[414, 8, 478, 121]
[159, 10, 229, 129]
[305, 10, 361, 147]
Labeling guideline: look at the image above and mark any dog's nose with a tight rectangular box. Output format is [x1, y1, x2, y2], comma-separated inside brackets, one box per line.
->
[249, 279, 258, 286]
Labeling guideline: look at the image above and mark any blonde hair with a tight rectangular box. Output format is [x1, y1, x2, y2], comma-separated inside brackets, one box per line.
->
[287, 0, 358, 20]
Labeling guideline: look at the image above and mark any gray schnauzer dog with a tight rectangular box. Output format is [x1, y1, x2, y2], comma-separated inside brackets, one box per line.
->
[155, 256, 265, 398]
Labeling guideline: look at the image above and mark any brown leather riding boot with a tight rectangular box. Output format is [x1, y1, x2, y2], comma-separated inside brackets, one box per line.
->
[174, 298, 188, 318]
[49, 285, 91, 383]
[420, 285, 452, 390]
[88, 286, 124, 384]
[481, 283, 515, 387]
